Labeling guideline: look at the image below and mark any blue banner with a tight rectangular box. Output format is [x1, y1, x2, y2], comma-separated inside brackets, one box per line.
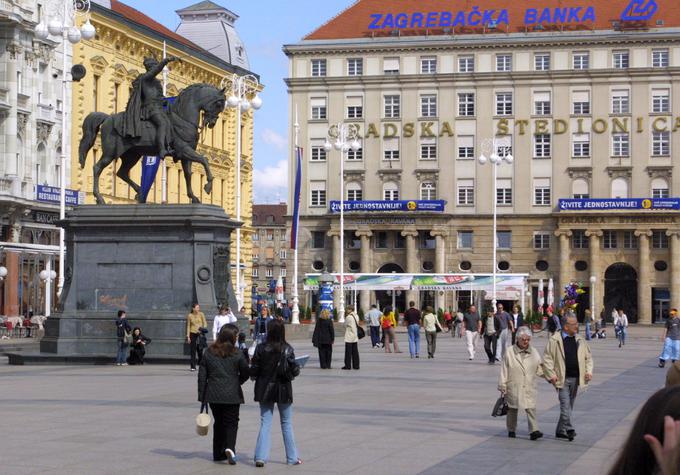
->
[290, 147, 302, 249]
[35, 185, 83, 206]
[330, 200, 446, 213]
[139, 156, 161, 203]
[559, 198, 680, 211]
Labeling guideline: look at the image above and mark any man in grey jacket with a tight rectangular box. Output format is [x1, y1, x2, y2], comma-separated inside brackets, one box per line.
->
[366, 305, 382, 348]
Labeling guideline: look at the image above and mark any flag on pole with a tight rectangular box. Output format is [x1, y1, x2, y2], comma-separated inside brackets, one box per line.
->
[290, 146, 302, 250]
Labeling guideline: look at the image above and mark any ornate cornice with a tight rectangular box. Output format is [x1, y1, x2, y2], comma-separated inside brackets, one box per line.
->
[90, 55, 109, 75]
[567, 167, 592, 179]
[554, 229, 573, 238]
[645, 166, 673, 178]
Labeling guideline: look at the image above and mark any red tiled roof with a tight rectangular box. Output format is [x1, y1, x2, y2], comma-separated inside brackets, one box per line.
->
[252, 204, 287, 226]
[305, 0, 680, 40]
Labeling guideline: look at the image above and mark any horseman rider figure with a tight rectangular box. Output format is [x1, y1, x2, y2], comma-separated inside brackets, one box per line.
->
[121, 55, 180, 157]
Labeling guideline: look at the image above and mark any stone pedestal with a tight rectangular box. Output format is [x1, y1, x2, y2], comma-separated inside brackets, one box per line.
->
[39, 204, 242, 357]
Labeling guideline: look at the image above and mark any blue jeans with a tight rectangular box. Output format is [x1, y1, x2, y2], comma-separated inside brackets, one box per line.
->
[407, 324, 421, 357]
[369, 326, 380, 347]
[254, 403, 298, 464]
[116, 340, 127, 364]
[585, 322, 592, 341]
[660, 338, 680, 361]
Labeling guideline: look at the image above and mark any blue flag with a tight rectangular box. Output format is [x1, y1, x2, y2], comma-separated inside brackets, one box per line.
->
[139, 156, 161, 203]
[290, 147, 302, 249]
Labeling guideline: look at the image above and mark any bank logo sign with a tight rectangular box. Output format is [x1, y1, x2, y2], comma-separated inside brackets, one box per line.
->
[368, 0, 659, 30]
[559, 198, 680, 211]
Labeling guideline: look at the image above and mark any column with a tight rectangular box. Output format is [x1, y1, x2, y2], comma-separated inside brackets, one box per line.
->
[328, 230, 340, 313]
[586, 230, 603, 320]
[356, 229, 372, 313]
[635, 230, 652, 324]
[431, 228, 449, 311]
[668, 231, 680, 311]
[554, 229, 572, 300]
[402, 228, 419, 310]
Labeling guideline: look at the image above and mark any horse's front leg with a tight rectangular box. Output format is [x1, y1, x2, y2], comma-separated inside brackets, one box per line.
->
[180, 146, 213, 195]
[180, 159, 200, 204]
[117, 153, 143, 201]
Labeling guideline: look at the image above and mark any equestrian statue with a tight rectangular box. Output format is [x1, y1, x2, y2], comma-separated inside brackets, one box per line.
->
[78, 56, 227, 204]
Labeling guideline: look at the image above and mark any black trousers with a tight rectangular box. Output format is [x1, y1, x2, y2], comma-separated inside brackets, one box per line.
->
[190, 332, 199, 369]
[344, 342, 360, 369]
[209, 403, 240, 461]
[484, 334, 497, 363]
[318, 344, 333, 369]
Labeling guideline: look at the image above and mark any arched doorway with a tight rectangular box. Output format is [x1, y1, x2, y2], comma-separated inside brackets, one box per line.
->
[604, 263, 638, 323]
[375, 263, 406, 314]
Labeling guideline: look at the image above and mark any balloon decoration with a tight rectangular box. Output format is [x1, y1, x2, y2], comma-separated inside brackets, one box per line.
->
[560, 281, 586, 311]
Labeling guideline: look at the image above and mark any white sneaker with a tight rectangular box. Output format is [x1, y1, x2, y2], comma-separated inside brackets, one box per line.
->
[122, 363, 128, 366]
[190, 368, 196, 372]
[116, 363, 122, 366]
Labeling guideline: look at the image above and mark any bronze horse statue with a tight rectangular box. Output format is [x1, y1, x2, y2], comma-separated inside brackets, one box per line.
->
[78, 83, 226, 204]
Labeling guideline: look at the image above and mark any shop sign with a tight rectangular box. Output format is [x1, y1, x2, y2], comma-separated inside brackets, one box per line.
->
[35, 185, 84, 206]
[330, 200, 446, 213]
[558, 198, 680, 211]
[33, 211, 59, 224]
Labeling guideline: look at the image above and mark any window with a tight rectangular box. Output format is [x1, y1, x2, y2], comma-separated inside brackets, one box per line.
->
[394, 232, 405, 249]
[252, 233, 259, 241]
[384, 57, 400, 75]
[375, 231, 388, 249]
[534, 91, 551, 115]
[458, 93, 475, 116]
[612, 90, 630, 114]
[265, 268, 274, 278]
[311, 59, 326, 77]
[652, 131, 670, 156]
[496, 231, 512, 249]
[495, 137, 512, 158]
[458, 231, 473, 249]
[572, 91, 591, 115]
[312, 231, 325, 248]
[612, 134, 630, 157]
[419, 230, 436, 250]
[310, 181, 326, 207]
[603, 230, 618, 249]
[613, 50, 629, 69]
[496, 54, 512, 72]
[611, 178, 629, 198]
[653, 49, 670, 68]
[383, 138, 399, 161]
[534, 233, 550, 249]
[347, 58, 363, 76]
[457, 179, 474, 205]
[653, 230, 669, 249]
[420, 56, 437, 74]
[252, 267, 259, 278]
[496, 178, 512, 205]
[347, 147, 363, 161]
[346, 96, 363, 119]
[458, 55, 474, 72]
[266, 231, 274, 241]
[535, 53, 550, 71]
[384, 95, 400, 118]
[420, 182, 436, 200]
[623, 231, 638, 250]
[420, 137, 437, 160]
[573, 134, 591, 158]
[310, 141, 327, 162]
[572, 230, 589, 249]
[573, 51, 590, 70]
[533, 178, 551, 206]
[345, 231, 361, 249]
[652, 178, 670, 198]
[280, 249, 287, 259]
[572, 179, 590, 199]
[652, 89, 670, 113]
[457, 135, 475, 159]
[310, 97, 327, 120]
[420, 94, 437, 117]
[280, 268, 287, 277]
[496, 92, 513, 116]
[383, 182, 399, 201]
[534, 134, 551, 158]
[93, 74, 100, 111]
[346, 182, 363, 201]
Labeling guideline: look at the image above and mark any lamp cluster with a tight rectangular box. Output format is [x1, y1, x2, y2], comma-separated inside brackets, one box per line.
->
[478, 151, 514, 166]
[34, 0, 96, 44]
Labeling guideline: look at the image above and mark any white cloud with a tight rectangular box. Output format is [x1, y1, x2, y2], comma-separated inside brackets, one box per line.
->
[253, 160, 288, 202]
[261, 128, 287, 151]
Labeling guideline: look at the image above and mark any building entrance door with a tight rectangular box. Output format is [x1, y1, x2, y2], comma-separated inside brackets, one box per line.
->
[604, 263, 638, 323]
[653, 288, 670, 324]
[375, 263, 406, 314]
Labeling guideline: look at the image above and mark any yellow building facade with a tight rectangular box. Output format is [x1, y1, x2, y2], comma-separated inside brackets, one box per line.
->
[70, 2, 257, 313]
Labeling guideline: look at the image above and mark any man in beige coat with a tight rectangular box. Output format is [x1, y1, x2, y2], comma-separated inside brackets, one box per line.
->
[498, 326, 544, 440]
[342, 306, 361, 370]
[543, 314, 594, 441]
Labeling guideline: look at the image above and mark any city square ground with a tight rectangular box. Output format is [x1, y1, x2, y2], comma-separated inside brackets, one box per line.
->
[0, 326, 669, 475]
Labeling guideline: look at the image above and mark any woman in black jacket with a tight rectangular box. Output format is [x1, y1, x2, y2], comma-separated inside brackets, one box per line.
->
[198, 324, 249, 465]
[127, 327, 151, 365]
[312, 309, 335, 369]
[250, 319, 301, 467]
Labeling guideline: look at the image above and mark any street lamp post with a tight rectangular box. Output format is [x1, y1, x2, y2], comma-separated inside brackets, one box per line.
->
[222, 74, 262, 312]
[590, 275, 596, 323]
[39, 265, 57, 317]
[478, 138, 513, 308]
[324, 123, 361, 323]
[35, 0, 96, 297]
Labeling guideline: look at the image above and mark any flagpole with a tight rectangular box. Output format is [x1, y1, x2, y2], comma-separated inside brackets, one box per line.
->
[291, 105, 301, 324]
[160, 41, 168, 203]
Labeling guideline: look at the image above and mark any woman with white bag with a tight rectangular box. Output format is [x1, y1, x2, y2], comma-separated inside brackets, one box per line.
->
[198, 324, 249, 465]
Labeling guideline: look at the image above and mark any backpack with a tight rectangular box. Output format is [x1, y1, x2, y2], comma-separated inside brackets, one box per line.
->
[381, 317, 392, 329]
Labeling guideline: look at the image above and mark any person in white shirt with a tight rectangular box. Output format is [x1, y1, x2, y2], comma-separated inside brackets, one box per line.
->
[365, 305, 383, 348]
[614, 309, 629, 348]
[212, 306, 237, 341]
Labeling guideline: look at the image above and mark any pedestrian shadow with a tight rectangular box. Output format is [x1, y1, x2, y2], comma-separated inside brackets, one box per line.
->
[150, 448, 213, 461]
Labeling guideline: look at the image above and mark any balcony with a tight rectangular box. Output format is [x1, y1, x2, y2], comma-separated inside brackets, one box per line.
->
[37, 103, 55, 124]
[0, 88, 9, 112]
[17, 93, 30, 112]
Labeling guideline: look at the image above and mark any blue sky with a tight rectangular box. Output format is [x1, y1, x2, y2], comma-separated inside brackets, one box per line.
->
[122, 0, 353, 203]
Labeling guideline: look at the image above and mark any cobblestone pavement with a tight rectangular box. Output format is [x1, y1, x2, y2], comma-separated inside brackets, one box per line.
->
[0, 326, 667, 474]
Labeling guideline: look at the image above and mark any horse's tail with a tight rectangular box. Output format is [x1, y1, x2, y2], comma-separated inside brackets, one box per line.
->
[79, 112, 109, 169]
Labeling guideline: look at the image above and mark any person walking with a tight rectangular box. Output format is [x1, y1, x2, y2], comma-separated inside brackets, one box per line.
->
[365, 305, 382, 348]
[462, 305, 481, 360]
[496, 303, 514, 361]
[443, 308, 453, 333]
[404, 301, 422, 358]
[342, 306, 361, 370]
[213, 306, 237, 341]
[584, 309, 593, 341]
[254, 306, 274, 345]
[510, 305, 524, 345]
[422, 306, 442, 359]
[498, 327, 544, 440]
[380, 307, 400, 353]
[481, 310, 502, 364]
[115, 310, 132, 366]
[455, 309, 464, 338]
[187, 303, 207, 371]
[127, 327, 151, 365]
[546, 308, 561, 335]
[542, 313, 594, 442]
[659, 309, 680, 368]
[250, 319, 302, 467]
[614, 309, 629, 348]
[281, 304, 292, 324]
[198, 325, 249, 465]
[312, 309, 334, 369]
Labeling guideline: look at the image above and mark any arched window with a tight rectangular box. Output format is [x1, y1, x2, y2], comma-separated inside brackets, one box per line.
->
[36, 144, 47, 185]
[611, 178, 629, 199]
[346, 182, 362, 201]
[652, 177, 670, 198]
[420, 181, 436, 200]
[572, 179, 589, 199]
[383, 181, 399, 201]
